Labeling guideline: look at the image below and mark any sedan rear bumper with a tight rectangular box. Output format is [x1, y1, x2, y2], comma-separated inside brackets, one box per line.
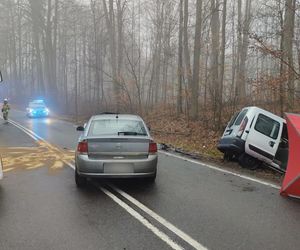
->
[77, 171, 156, 178]
[76, 153, 157, 178]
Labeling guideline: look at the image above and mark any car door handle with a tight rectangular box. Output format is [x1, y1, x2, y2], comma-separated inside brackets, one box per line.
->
[269, 141, 275, 147]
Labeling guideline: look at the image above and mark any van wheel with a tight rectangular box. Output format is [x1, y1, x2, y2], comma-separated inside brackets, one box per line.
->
[224, 153, 234, 161]
[238, 153, 261, 170]
[75, 170, 87, 188]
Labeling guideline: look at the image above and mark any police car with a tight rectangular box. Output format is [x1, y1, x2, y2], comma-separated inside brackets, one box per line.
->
[26, 100, 50, 118]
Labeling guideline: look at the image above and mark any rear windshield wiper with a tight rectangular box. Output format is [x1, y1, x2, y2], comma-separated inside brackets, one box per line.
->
[118, 131, 147, 136]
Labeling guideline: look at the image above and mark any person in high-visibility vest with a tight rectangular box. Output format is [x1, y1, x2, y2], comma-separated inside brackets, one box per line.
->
[2, 99, 10, 121]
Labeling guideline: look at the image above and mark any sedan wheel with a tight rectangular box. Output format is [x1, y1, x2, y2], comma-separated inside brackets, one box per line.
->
[75, 170, 87, 188]
[144, 171, 156, 183]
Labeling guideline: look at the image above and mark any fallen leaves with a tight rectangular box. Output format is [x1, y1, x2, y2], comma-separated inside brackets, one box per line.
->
[144, 110, 223, 160]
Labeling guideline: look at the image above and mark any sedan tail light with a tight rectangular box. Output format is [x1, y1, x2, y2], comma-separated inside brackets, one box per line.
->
[149, 141, 157, 154]
[77, 140, 88, 154]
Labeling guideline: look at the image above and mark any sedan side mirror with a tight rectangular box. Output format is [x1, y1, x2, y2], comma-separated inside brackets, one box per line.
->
[77, 126, 84, 131]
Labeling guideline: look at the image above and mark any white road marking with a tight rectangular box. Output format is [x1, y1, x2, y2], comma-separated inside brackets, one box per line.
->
[8, 119, 40, 141]
[160, 151, 281, 190]
[0, 157, 3, 179]
[0, 117, 38, 142]
[110, 184, 207, 250]
[67, 162, 75, 170]
[99, 185, 184, 250]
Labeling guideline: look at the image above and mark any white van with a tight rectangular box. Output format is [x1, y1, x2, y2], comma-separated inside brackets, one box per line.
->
[218, 106, 288, 172]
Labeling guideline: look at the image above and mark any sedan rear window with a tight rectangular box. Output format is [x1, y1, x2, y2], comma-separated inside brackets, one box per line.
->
[88, 119, 147, 136]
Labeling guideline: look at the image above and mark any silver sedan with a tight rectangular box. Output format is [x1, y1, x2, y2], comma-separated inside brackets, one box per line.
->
[75, 114, 158, 187]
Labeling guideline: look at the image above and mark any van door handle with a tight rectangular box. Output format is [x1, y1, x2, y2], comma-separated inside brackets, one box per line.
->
[269, 141, 275, 147]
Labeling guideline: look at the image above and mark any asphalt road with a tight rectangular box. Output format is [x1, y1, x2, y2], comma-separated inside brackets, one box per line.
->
[1, 109, 300, 250]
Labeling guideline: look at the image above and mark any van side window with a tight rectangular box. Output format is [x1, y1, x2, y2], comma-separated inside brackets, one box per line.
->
[234, 109, 248, 126]
[254, 114, 280, 139]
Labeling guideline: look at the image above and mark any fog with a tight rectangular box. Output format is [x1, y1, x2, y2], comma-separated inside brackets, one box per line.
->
[0, 0, 299, 124]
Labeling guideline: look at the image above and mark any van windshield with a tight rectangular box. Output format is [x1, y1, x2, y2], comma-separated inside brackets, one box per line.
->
[234, 109, 248, 126]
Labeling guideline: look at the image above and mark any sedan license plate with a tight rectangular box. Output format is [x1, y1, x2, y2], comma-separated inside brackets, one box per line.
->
[104, 163, 134, 173]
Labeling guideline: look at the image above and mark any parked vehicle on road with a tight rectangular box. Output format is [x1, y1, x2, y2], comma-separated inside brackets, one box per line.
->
[26, 100, 50, 118]
[218, 106, 288, 172]
[75, 113, 158, 187]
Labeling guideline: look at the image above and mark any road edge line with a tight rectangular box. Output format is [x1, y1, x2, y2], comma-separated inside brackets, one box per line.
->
[0, 156, 3, 179]
[159, 151, 281, 190]
[8, 119, 40, 142]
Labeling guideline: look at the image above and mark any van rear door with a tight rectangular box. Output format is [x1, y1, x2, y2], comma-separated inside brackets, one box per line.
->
[245, 113, 282, 164]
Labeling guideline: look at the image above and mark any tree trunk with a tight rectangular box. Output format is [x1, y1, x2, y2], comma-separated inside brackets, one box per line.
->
[217, 0, 227, 127]
[183, 0, 192, 107]
[177, 0, 184, 115]
[191, 0, 202, 120]
[210, 0, 220, 124]
[283, 0, 296, 110]
[236, 0, 251, 101]
[103, 0, 119, 110]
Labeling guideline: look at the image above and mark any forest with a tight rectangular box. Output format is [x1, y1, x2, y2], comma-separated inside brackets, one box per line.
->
[0, 0, 299, 157]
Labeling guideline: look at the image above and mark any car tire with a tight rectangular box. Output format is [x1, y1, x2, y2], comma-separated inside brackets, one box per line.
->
[238, 153, 261, 170]
[224, 152, 235, 161]
[144, 171, 156, 183]
[75, 170, 87, 188]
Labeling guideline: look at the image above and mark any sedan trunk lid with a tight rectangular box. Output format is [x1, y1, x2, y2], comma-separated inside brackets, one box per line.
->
[87, 137, 150, 160]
